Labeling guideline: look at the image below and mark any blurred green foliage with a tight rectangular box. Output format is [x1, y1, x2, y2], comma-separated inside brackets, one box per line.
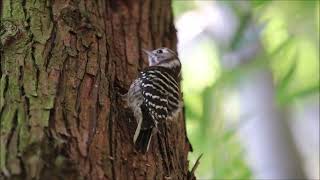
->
[173, 0, 319, 179]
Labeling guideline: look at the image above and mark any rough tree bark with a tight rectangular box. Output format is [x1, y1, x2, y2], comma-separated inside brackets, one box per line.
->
[0, 0, 192, 179]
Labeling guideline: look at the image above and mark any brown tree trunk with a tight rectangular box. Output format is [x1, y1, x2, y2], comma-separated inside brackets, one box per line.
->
[0, 0, 192, 179]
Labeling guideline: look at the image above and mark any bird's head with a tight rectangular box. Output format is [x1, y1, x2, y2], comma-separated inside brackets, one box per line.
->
[143, 47, 181, 70]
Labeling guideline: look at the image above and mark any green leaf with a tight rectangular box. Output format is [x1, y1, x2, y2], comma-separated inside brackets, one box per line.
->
[276, 54, 298, 95]
[269, 37, 294, 58]
[278, 84, 320, 105]
[252, 0, 273, 8]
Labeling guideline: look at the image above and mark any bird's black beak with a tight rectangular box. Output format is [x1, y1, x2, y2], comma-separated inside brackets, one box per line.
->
[142, 49, 153, 56]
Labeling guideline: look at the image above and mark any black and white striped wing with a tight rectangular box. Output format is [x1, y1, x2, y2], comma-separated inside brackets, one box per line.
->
[140, 69, 180, 123]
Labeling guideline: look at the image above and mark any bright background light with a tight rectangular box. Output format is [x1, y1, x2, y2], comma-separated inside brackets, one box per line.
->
[173, 1, 319, 179]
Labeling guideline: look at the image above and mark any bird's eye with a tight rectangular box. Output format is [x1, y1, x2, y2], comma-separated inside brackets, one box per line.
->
[156, 49, 163, 54]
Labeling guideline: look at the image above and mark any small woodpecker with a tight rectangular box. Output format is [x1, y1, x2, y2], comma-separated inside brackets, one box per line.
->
[127, 47, 182, 153]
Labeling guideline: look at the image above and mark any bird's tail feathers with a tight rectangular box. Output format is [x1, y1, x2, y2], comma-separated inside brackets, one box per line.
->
[134, 128, 153, 153]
